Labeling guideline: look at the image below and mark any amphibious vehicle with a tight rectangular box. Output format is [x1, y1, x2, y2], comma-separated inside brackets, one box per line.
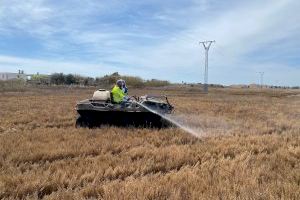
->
[75, 89, 174, 128]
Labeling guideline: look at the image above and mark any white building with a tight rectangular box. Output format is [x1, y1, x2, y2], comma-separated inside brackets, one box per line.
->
[0, 70, 27, 81]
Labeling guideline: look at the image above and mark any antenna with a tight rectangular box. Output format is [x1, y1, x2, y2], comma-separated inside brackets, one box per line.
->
[199, 40, 215, 93]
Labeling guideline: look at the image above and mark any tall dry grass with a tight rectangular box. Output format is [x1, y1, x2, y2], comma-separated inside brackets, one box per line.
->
[0, 87, 299, 199]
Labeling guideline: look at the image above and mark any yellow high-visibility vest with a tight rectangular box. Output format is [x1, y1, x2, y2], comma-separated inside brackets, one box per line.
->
[111, 85, 125, 103]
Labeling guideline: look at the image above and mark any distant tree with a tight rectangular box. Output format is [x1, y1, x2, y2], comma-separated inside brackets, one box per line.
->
[83, 77, 95, 86]
[65, 74, 76, 85]
[122, 76, 144, 87]
[46, 72, 170, 87]
[145, 79, 170, 87]
[111, 72, 120, 76]
[95, 72, 121, 86]
[50, 73, 65, 85]
[73, 75, 83, 85]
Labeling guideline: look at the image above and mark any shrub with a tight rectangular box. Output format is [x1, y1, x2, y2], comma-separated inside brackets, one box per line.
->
[122, 76, 145, 87]
[50, 73, 65, 85]
[65, 74, 77, 85]
[35, 72, 170, 87]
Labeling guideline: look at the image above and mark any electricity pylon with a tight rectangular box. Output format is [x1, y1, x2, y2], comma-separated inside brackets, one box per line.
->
[258, 72, 264, 88]
[199, 40, 215, 93]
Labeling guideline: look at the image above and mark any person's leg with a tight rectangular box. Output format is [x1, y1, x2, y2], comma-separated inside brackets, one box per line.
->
[120, 97, 130, 108]
[120, 101, 126, 107]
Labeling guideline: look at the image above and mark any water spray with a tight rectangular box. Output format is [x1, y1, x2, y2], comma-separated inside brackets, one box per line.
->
[135, 101, 203, 138]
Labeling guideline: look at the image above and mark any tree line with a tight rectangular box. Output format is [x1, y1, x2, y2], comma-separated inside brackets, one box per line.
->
[29, 72, 170, 87]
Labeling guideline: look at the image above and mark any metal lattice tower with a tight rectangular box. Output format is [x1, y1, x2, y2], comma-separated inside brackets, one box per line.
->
[199, 40, 215, 93]
[258, 72, 264, 88]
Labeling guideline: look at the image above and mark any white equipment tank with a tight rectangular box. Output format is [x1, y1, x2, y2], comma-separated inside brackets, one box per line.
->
[92, 89, 111, 101]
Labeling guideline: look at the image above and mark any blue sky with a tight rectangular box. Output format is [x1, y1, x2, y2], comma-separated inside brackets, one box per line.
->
[0, 0, 299, 86]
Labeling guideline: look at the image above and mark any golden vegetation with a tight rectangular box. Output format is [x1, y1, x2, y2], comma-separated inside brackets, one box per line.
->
[0, 87, 299, 199]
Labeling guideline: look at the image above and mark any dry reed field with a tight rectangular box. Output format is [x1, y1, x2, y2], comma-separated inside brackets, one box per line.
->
[0, 86, 300, 199]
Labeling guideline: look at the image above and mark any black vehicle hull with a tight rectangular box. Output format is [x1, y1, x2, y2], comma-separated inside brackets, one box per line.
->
[76, 110, 172, 128]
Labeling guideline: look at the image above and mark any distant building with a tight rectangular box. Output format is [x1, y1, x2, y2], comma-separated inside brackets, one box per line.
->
[0, 70, 27, 81]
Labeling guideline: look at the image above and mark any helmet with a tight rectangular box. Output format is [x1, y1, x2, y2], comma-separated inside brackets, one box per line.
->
[116, 79, 123, 87]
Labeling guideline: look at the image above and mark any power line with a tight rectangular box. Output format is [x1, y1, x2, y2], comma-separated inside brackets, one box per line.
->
[199, 40, 215, 93]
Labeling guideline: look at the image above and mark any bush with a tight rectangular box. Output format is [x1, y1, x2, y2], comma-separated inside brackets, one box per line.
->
[65, 74, 77, 85]
[95, 72, 120, 86]
[39, 72, 170, 88]
[95, 73, 169, 88]
[50, 73, 65, 85]
[122, 76, 145, 87]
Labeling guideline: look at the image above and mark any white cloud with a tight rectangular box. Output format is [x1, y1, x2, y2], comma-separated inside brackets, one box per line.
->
[0, 55, 155, 78]
[0, 55, 111, 76]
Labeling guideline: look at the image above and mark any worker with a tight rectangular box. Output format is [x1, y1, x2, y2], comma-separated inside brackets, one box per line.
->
[111, 79, 127, 104]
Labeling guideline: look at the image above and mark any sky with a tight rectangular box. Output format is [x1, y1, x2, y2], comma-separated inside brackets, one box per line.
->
[0, 0, 299, 86]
